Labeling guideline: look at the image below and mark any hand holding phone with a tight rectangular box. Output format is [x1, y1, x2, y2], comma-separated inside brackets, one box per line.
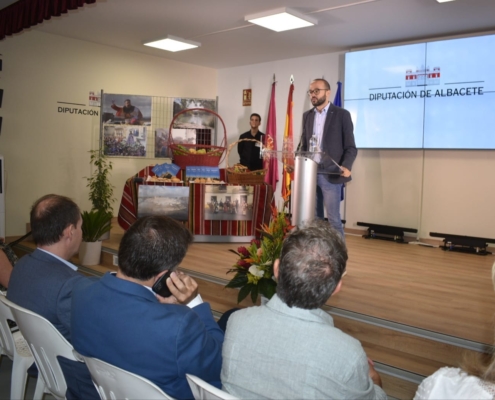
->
[152, 270, 173, 298]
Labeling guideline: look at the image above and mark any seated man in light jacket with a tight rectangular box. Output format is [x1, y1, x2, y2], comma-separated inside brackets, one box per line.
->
[221, 219, 387, 400]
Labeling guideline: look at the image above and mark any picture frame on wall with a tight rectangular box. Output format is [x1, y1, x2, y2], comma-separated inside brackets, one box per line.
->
[155, 128, 172, 158]
[172, 98, 216, 129]
[103, 124, 147, 157]
[102, 94, 152, 126]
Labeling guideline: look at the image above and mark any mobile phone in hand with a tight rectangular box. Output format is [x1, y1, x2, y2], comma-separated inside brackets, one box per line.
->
[152, 270, 173, 298]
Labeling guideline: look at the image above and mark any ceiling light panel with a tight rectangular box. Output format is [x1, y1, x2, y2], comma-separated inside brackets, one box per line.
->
[245, 8, 317, 32]
[144, 35, 201, 52]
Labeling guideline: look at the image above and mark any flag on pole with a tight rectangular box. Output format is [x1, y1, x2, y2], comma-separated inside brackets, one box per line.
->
[264, 82, 278, 191]
[281, 82, 294, 201]
[334, 81, 342, 107]
[334, 81, 345, 201]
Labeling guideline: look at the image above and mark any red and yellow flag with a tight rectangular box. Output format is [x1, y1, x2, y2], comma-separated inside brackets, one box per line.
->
[281, 83, 294, 201]
[264, 82, 278, 192]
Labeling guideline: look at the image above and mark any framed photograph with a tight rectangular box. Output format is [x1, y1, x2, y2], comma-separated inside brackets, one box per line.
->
[172, 98, 216, 129]
[204, 185, 254, 221]
[104, 125, 147, 157]
[137, 186, 189, 221]
[155, 128, 171, 158]
[102, 94, 152, 126]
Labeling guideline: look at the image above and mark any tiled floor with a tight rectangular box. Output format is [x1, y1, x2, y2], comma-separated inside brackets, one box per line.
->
[0, 356, 55, 400]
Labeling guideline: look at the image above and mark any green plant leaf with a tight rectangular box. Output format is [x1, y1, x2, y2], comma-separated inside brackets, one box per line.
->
[85, 150, 115, 214]
[81, 209, 113, 242]
[225, 273, 248, 289]
[250, 282, 259, 303]
[228, 249, 241, 257]
[259, 278, 277, 299]
[237, 284, 253, 303]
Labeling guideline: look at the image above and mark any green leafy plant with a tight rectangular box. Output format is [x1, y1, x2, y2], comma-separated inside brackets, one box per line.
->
[86, 149, 115, 214]
[81, 210, 113, 242]
[225, 205, 293, 303]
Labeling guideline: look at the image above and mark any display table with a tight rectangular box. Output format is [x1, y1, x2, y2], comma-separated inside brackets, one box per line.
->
[117, 166, 273, 242]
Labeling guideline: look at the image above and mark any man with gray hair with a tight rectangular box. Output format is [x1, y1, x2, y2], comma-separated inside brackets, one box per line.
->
[221, 220, 386, 399]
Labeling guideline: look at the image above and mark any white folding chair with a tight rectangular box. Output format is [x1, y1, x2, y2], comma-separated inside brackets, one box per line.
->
[78, 353, 175, 400]
[1, 295, 78, 400]
[0, 293, 44, 400]
[186, 374, 239, 400]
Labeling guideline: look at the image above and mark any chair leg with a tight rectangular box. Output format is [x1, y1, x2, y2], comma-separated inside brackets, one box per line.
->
[11, 357, 29, 400]
[33, 375, 46, 400]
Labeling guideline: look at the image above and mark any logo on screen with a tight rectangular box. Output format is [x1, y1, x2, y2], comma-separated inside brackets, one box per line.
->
[405, 66, 441, 87]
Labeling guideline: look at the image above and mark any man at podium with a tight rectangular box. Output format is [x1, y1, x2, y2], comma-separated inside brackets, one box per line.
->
[300, 78, 357, 238]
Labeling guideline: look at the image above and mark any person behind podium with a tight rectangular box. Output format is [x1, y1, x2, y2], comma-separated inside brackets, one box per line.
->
[299, 79, 357, 238]
[71, 215, 224, 400]
[221, 220, 386, 400]
[238, 113, 265, 171]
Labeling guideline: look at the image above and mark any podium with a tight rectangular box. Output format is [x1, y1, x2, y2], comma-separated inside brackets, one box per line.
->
[261, 148, 342, 227]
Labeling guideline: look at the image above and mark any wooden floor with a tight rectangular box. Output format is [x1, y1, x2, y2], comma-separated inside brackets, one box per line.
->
[102, 224, 495, 346]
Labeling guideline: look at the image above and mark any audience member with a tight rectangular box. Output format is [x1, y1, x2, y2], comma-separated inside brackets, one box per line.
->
[414, 261, 495, 399]
[7, 194, 98, 400]
[71, 216, 224, 400]
[221, 220, 387, 399]
[0, 241, 15, 289]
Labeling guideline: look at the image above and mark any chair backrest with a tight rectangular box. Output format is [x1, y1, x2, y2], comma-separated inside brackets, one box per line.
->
[0, 294, 16, 359]
[186, 374, 239, 400]
[1, 295, 76, 399]
[81, 355, 175, 400]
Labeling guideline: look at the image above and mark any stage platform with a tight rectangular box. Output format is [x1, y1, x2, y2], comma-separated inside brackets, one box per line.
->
[14, 222, 495, 399]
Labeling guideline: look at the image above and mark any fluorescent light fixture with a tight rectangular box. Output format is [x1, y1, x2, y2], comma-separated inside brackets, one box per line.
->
[436, 0, 456, 2]
[245, 7, 317, 32]
[144, 35, 201, 52]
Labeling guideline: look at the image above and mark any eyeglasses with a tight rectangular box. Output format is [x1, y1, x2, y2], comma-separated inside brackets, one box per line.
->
[307, 88, 329, 96]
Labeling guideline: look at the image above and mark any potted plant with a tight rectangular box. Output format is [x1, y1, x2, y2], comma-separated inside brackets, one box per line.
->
[226, 204, 293, 303]
[78, 209, 113, 266]
[85, 149, 115, 239]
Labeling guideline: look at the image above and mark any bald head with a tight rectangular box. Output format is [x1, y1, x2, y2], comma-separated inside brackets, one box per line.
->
[30, 194, 81, 246]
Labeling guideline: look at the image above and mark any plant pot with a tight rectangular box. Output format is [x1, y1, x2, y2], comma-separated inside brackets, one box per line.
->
[99, 230, 110, 241]
[79, 241, 102, 266]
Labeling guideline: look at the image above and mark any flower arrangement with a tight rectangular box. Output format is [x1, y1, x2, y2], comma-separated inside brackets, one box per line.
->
[226, 204, 293, 303]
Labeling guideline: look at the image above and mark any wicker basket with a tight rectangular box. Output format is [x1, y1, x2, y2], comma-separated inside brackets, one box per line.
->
[226, 139, 266, 185]
[168, 108, 227, 169]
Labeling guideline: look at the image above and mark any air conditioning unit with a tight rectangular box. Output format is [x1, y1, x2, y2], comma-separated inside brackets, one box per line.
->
[0, 155, 5, 239]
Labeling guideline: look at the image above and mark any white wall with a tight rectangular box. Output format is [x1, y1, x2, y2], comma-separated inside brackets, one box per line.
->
[218, 52, 495, 240]
[0, 31, 217, 235]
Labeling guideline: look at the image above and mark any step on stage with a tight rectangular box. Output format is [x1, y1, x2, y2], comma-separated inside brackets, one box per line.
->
[75, 225, 495, 400]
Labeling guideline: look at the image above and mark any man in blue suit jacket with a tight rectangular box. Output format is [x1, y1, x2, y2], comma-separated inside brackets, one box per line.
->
[300, 78, 357, 238]
[7, 194, 99, 400]
[71, 216, 224, 400]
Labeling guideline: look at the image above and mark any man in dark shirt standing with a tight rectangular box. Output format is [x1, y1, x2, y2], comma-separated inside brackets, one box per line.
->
[237, 113, 264, 171]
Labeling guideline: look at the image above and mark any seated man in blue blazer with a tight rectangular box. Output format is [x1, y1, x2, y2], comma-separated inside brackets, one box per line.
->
[71, 216, 224, 400]
[221, 220, 387, 400]
[7, 194, 99, 400]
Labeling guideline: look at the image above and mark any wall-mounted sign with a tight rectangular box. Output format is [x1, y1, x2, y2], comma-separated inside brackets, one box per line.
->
[89, 91, 101, 107]
[243, 89, 252, 106]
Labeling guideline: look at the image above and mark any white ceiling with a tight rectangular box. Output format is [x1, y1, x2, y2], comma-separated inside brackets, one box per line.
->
[2, 0, 495, 69]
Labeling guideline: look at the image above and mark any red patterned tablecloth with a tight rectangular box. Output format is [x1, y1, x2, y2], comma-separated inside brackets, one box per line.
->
[118, 166, 273, 238]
